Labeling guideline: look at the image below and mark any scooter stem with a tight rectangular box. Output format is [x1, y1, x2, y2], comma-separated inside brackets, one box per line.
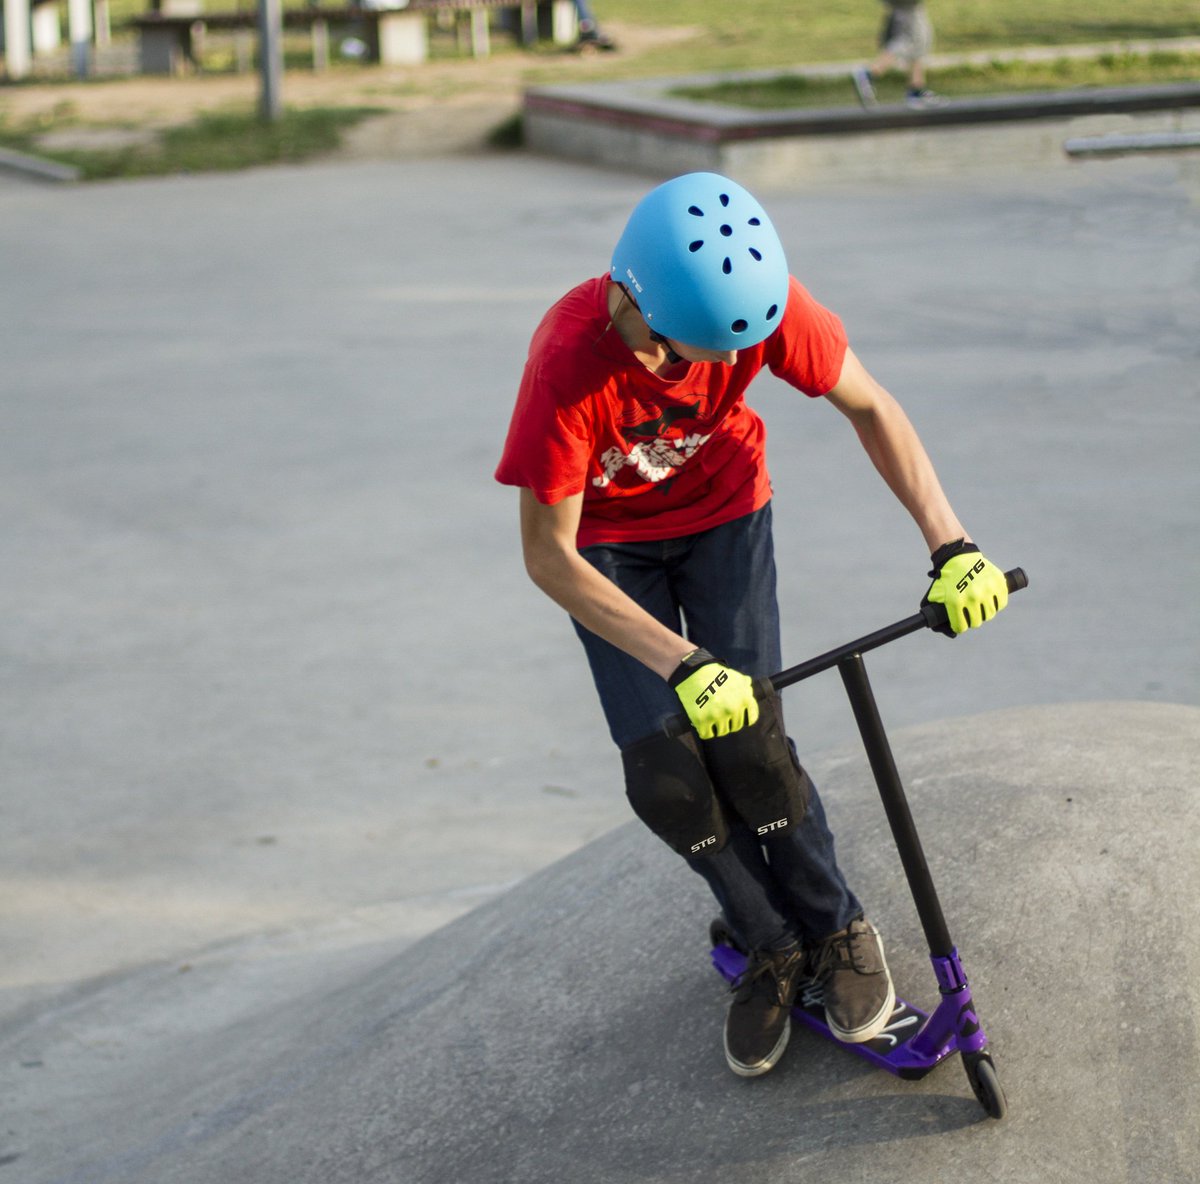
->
[837, 651, 954, 958]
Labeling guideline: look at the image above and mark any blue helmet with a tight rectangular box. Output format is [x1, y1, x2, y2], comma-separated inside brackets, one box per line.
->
[610, 172, 790, 351]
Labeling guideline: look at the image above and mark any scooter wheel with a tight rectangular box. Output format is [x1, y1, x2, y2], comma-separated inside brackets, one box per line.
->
[963, 1051, 1008, 1120]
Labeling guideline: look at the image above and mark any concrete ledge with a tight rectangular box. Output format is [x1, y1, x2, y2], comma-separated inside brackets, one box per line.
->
[0, 145, 80, 183]
[523, 76, 1200, 184]
[1065, 128, 1200, 156]
[527, 79, 1200, 141]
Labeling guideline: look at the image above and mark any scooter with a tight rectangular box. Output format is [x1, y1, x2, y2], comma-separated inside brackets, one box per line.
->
[707, 568, 1028, 1120]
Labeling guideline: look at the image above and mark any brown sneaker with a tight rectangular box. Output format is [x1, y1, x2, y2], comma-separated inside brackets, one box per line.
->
[809, 918, 895, 1043]
[723, 942, 805, 1077]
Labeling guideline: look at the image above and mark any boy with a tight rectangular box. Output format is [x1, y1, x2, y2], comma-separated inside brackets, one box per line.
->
[495, 172, 1006, 1076]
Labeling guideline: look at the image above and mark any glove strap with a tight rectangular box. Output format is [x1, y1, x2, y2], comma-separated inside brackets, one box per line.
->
[928, 538, 980, 578]
[668, 648, 716, 688]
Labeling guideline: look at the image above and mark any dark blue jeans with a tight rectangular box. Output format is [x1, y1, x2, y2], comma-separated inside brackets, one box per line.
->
[574, 503, 862, 951]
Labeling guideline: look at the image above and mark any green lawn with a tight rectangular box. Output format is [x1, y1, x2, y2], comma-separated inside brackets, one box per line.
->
[673, 50, 1200, 111]
[585, 0, 1200, 77]
[0, 106, 380, 179]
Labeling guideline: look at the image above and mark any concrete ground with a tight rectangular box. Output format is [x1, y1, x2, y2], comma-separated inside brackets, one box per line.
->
[10, 702, 1197, 1184]
[1, 118, 1198, 1181]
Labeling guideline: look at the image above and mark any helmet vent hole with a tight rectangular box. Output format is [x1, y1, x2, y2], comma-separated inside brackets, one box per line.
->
[689, 240, 704, 253]
[766, 304, 779, 320]
[719, 193, 730, 207]
[748, 248, 762, 261]
[722, 257, 732, 275]
[731, 319, 748, 333]
[688, 205, 704, 217]
[748, 217, 761, 226]
[720, 224, 733, 237]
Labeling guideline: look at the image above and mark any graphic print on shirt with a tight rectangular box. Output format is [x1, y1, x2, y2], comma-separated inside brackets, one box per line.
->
[592, 401, 711, 490]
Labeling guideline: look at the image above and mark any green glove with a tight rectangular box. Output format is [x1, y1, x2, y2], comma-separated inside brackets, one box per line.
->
[669, 649, 760, 739]
[922, 540, 1009, 636]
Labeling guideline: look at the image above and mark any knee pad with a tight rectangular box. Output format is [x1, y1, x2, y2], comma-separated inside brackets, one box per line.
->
[621, 729, 730, 858]
[701, 685, 810, 841]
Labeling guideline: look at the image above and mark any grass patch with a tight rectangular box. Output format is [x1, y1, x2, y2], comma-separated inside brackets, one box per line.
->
[584, 0, 1200, 78]
[672, 49, 1200, 110]
[1, 105, 382, 180]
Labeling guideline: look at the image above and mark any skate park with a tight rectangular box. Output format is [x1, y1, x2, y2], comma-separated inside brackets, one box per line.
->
[2, 65, 1200, 1183]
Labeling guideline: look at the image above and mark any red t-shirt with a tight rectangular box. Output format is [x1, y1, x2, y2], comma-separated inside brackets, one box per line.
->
[494, 275, 847, 548]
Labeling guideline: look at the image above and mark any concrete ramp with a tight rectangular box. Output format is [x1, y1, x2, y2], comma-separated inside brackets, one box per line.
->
[7, 702, 1199, 1184]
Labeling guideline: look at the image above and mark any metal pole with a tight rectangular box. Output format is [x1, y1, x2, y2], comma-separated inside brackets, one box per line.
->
[257, 0, 283, 122]
[67, 0, 93, 78]
[4, 0, 34, 80]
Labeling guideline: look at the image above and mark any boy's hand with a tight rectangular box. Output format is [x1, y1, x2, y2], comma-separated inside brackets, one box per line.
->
[922, 540, 1009, 637]
[669, 649, 759, 739]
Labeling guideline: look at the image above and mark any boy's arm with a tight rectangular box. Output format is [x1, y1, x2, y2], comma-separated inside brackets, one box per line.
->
[519, 488, 693, 679]
[518, 488, 761, 735]
[824, 347, 1008, 632]
[824, 346, 967, 553]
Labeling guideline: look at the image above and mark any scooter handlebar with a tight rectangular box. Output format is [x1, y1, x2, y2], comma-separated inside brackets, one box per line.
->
[662, 567, 1028, 736]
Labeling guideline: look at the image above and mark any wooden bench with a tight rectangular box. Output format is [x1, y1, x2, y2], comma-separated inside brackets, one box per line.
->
[127, 0, 578, 74]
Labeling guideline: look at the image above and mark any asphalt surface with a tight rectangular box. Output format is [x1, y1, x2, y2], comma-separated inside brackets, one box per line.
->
[1, 130, 1198, 1182]
[11, 701, 1197, 1184]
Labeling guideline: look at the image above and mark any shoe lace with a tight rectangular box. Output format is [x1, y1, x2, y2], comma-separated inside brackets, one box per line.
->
[809, 926, 871, 980]
[732, 947, 801, 1006]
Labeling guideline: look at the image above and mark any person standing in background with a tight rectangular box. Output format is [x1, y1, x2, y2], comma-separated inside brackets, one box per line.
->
[853, 0, 941, 108]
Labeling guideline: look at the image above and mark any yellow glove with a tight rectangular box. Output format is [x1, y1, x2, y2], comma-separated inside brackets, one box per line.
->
[669, 649, 759, 739]
[922, 540, 1009, 636]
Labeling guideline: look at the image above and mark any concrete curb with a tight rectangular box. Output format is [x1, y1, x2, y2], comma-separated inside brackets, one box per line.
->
[523, 74, 1200, 185]
[0, 145, 80, 183]
[1064, 128, 1200, 157]
[522, 34, 1200, 182]
[525, 80, 1200, 143]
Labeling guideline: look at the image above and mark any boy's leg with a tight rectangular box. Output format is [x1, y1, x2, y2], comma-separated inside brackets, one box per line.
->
[573, 534, 803, 950]
[672, 507, 893, 1041]
[575, 514, 891, 1056]
[574, 533, 812, 1075]
[666, 503, 861, 940]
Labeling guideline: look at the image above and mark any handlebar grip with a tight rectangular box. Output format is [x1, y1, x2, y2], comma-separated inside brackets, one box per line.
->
[921, 565, 1029, 630]
[1006, 567, 1028, 593]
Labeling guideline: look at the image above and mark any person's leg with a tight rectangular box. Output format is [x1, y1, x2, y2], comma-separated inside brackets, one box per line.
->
[576, 517, 890, 1060]
[684, 822, 798, 951]
[574, 534, 802, 951]
[669, 507, 893, 1041]
[572, 0, 615, 47]
[665, 503, 862, 941]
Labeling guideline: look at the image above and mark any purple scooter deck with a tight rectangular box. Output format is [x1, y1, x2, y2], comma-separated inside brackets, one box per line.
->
[711, 943, 960, 1080]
